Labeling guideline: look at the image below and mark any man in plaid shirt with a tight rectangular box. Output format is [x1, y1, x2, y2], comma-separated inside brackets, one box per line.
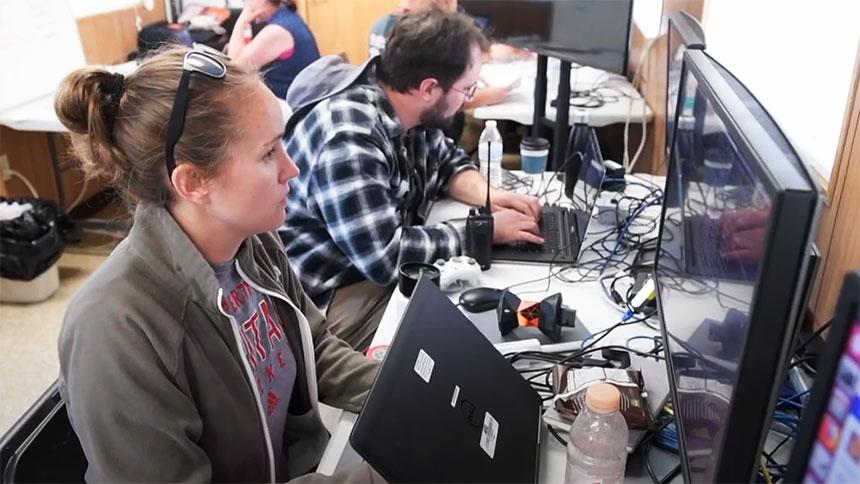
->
[281, 8, 542, 351]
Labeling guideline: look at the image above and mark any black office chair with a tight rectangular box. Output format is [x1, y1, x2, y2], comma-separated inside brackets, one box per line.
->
[0, 379, 87, 483]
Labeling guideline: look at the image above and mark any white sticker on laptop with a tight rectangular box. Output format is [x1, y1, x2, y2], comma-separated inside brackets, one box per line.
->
[450, 385, 460, 407]
[414, 349, 435, 383]
[480, 412, 499, 459]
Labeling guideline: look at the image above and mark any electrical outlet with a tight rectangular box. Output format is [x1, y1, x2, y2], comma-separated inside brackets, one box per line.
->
[0, 154, 10, 181]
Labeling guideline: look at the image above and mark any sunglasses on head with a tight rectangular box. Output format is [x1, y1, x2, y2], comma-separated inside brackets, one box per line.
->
[164, 43, 228, 177]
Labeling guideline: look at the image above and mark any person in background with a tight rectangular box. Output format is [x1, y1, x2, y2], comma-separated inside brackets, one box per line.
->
[54, 45, 380, 482]
[227, 0, 320, 98]
[369, 0, 528, 108]
[282, 8, 543, 352]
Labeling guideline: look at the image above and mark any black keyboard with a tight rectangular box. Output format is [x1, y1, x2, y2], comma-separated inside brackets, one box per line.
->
[683, 215, 757, 281]
[492, 205, 579, 264]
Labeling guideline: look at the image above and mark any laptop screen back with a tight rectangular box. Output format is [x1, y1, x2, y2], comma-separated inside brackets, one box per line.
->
[565, 127, 606, 248]
[350, 279, 543, 483]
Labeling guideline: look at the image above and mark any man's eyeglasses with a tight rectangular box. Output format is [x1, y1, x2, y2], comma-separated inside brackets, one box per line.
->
[450, 82, 478, 101]
[164, 43, 228, 177]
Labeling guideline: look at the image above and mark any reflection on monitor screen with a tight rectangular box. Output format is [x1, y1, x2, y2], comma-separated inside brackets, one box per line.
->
[655, 50, 819, 482]
[658, 65, 769, 479]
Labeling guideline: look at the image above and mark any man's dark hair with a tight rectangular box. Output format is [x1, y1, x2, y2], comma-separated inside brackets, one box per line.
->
[377, 7, 490, 93]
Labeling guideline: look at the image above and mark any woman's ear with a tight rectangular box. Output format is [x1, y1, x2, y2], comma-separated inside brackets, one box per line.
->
[171, 162, 212, 205]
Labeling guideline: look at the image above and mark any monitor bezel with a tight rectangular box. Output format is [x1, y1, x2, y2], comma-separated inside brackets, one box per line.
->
[785, 271, 860, 480]
[669, 11, 706, 51]
[655, 49, 820, 482]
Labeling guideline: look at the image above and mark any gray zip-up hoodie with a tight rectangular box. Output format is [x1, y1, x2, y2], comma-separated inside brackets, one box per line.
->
[58, 204, 379, 482]
[284, 55, 378, 135]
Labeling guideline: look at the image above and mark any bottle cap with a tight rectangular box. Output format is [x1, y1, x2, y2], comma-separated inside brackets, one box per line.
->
[485, 120, 497, 128]
[585, 382, 621, 414]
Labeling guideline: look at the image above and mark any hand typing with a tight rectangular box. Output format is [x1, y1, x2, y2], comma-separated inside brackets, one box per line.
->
[492, 209, 544, 245]
[490, 189, 541, 221]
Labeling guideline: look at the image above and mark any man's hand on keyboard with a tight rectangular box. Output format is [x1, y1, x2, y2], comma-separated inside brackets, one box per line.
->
[490, 189, 541, 221]
[493, 209, 544, 245]
[719, 208, 768, 261]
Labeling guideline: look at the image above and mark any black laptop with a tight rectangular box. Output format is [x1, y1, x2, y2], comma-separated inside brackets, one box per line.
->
[493, 126, 606, 265]
[350, 278, 543, 483]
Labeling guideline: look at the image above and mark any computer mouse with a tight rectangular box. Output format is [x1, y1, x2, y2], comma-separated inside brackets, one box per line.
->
[459, 287, 505, 313]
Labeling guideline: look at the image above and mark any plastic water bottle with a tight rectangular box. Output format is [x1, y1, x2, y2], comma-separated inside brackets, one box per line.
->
[564, 383, 629, 484]
[478, 120, 504, 188]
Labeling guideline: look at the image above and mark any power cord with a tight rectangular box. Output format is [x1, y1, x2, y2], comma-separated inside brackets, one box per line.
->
[624, 36, 657, 172]
[5, 169, 40, 198]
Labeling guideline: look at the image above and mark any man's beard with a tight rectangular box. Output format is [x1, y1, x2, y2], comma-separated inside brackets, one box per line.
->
[419, 94, 456, 130]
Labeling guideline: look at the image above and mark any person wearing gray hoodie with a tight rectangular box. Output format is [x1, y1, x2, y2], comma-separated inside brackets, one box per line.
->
[54, 45, 381, 482]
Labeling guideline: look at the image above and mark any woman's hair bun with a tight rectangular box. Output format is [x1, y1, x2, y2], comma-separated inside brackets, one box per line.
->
[54, 68, 122, 135]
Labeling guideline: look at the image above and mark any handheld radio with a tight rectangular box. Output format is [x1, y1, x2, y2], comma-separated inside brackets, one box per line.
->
[465, 141, 494, 270]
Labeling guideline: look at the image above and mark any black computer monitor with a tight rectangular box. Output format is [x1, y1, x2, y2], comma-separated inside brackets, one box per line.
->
[654, 49, 821, 482]
[459, 0, 633, 75]
[786, 271, 860, 482]
[665, 11, 706, 161]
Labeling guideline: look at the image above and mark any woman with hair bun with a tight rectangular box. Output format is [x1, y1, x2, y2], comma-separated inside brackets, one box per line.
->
[54, 45, 380, 483]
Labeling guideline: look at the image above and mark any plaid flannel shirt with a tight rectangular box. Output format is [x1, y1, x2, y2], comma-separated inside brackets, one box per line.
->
[280, 83, 478, 302]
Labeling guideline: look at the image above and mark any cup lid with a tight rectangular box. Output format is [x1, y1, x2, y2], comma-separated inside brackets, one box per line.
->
[585, 382, 621, 414]
[520, 137, 550, 150]
[399, 262, 440, 278]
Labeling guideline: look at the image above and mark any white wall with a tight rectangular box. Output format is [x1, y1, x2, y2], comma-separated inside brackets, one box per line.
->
[703, 0, 860, 179]
[633, 0, 662, 39]
[0, 1, 86, 111]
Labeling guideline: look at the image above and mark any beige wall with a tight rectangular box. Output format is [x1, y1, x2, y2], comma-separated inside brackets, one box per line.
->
[77, 2, 166, 64]
[297, 0, 399, 64]
[811, 44, 860, 327]
[629, 0, 705, 175]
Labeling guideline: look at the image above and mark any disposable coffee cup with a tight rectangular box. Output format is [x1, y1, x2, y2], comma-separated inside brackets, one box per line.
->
[703, 145, 733, 187]
[520, 137, 550, 174]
